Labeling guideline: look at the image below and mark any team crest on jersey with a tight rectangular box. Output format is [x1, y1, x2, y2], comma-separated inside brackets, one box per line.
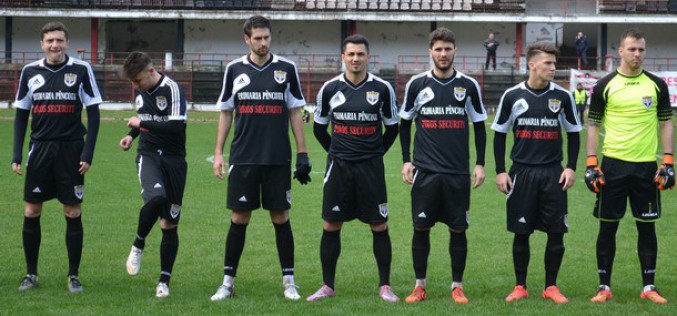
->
[64, 73, 77, 87]
[379, 203, 389, 218]
[170, 204, 182, 219]
[233, 74, 251, 94]
[74, 185, 84, 200]
[135, 95, 144, 109]
[454, 87, 467, 101]
[415, 87, 435, 106]
[329, 91, 346, 109]
[642, 96, 654, 109]
[274, 70, 287, 84]
[548, 99, 561, 113]
[28, 74, 46, 90]
[156, 96, 168, 111]
[366, 91, 380, 105]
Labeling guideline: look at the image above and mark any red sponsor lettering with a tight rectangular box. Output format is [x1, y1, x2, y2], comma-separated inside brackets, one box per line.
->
[333, 124, 377, 135]
[420, 119, 465, 129]
[32, 104, 75, 114]
[239, 105, 254, 113]
[334, 125, 349, 134]
[516, 130, 559, 140]
[421, 120, 438, 128]
[238, 105, 283, 114]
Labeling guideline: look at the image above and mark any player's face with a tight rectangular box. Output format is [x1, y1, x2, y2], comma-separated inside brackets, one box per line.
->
[528, 52, 556, 82]
[129, 67, 156, 91]
[41, 30, 69, 65]
[245, 27, 271, 58]
[342, 43, 370, 75]
[618, 36, 645, 71]
[429, 40, 456, 72]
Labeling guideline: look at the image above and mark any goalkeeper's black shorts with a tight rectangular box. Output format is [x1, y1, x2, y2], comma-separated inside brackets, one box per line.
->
[505, 163, 568, 234]
[593, 156, 661, 221]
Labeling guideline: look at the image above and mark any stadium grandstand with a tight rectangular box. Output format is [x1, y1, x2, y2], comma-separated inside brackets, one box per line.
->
[1, 0, 677, 108]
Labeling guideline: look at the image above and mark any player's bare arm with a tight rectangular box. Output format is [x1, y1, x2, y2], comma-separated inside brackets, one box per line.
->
[559, 168, 576, 191]
[401, 162, 414, 184]
[496, 172, 512, 194]
[213, 110, 233, 179]
[472, 165, 485, 189]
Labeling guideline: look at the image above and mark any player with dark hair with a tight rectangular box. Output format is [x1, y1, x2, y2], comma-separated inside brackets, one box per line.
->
[587, 29, 673, 304]
[400, 27, 487, 304]
[210, 15, 311, 301]
[492, 42, 581, 304]
[120, 51, 188, 298]
[12, 21, 102, 293]
[306, 34, 400, 302]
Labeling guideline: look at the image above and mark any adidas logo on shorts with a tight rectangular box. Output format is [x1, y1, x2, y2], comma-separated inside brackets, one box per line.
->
[239, 196, 248, 202]
[418, 212, 427, 218]
[154, 183, 163, 189]
[332, 205, 341, 212]
[32, 187, 41, 193]
[518, 217, 527, 224]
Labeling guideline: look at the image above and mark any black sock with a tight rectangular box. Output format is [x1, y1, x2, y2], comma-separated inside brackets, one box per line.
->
[372, 229, 392, 287]
[133, 197, 164, 249]
[449, 230, 468, 283]
[513, 233, 530, 286]
[224, 221, 247, 277]
[23, 216, 41, 276]
[65, 216, 83, 276]
[159, 227, 179, 284]
[544, 233, 565, 288]
[636, 221, 657, 286]
[596, 221, 619, 286]
[412, 229, 431, 280]
[273, 220, 295, 276]
[320, 229, 341, 289]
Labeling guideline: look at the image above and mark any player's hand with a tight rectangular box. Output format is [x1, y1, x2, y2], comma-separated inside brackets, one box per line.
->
[293, 152, 312, 185]
[584, 155, 605, 193]
[213, 154, 226, 180]
[119, 135, 134, 151]
[79, 161, 91, 175]
[559, 168, 576, 191]
[472, 165, 485, 189]
[496, 172, 512, 194]
[11, 162, 22, 175]
[401, 162, 414, 184]
[654, 154, 675, 190]
[127, 117, 141, 128]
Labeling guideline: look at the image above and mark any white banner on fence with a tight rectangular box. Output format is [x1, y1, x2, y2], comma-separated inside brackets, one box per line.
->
[570, 69, 677, 108]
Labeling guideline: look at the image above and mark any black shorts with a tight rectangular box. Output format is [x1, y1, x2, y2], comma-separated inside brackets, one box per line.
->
[411, 170, 470, 230]
[593, 156, 660, 221]
[506, 163, 568, 234]
[322, 156, 389, 224]
[227, 164, 291, 211]
[24, 140, 84, 204]
[137, 153, 187, 224]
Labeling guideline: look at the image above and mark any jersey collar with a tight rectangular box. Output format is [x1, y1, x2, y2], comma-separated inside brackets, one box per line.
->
[39, 55, 74, 72]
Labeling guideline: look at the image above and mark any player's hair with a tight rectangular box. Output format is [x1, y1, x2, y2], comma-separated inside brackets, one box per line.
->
[526, 42, 559, 62]
[429, 27, 456, 48]
[244, 15, 271, 37]
[619, 28, 644, 45]
[41, 21, 69, 40]
[122, 51, 153, 79]
[342, 34, 369, 54]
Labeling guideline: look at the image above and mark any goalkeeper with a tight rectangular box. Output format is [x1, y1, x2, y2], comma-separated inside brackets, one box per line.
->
[585, 28, 674, 304]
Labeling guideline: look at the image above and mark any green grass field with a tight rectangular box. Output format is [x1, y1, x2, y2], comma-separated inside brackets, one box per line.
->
[1, 109, 676, 315]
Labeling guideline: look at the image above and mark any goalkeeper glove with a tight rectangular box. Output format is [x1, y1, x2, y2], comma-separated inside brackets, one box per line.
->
[654, 154, 675, 190]
[293, 152, 312, 185]
[584, 155, 605, 193]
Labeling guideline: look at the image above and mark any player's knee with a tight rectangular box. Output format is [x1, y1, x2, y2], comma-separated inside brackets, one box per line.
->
[24, 202, 43, 217]
[231, 210, 252, 225]
[370, 222, 388, 233]
[269, 210, 289, 224]
[63, 204, 82, 218]
[449, 228, 466, 234]
[323, 220, 343, 232]
[159, 218, 177, 230]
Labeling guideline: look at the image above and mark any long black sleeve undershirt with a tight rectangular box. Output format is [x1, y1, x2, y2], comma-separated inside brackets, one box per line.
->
[80, 105, 100, 164]
[399, 119, 412, 163]
[313, 122, 331, 152]
[473, 122, 486, 166]
[12, 109, 30, 164]
[566, 132, 580, 171]
[494, 131, 507, 174]
[382, 123, 399, 153]
[128, 127, 140, 139]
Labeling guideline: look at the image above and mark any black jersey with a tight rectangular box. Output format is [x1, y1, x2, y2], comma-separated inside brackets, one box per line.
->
[400, 70, 487, 175]
[491, 81, 582, 166]
[315, 73, 399, 161]
[15, 55, 102, 141]
[217, 54, 305, 165]
[135, 74, 187, 157]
